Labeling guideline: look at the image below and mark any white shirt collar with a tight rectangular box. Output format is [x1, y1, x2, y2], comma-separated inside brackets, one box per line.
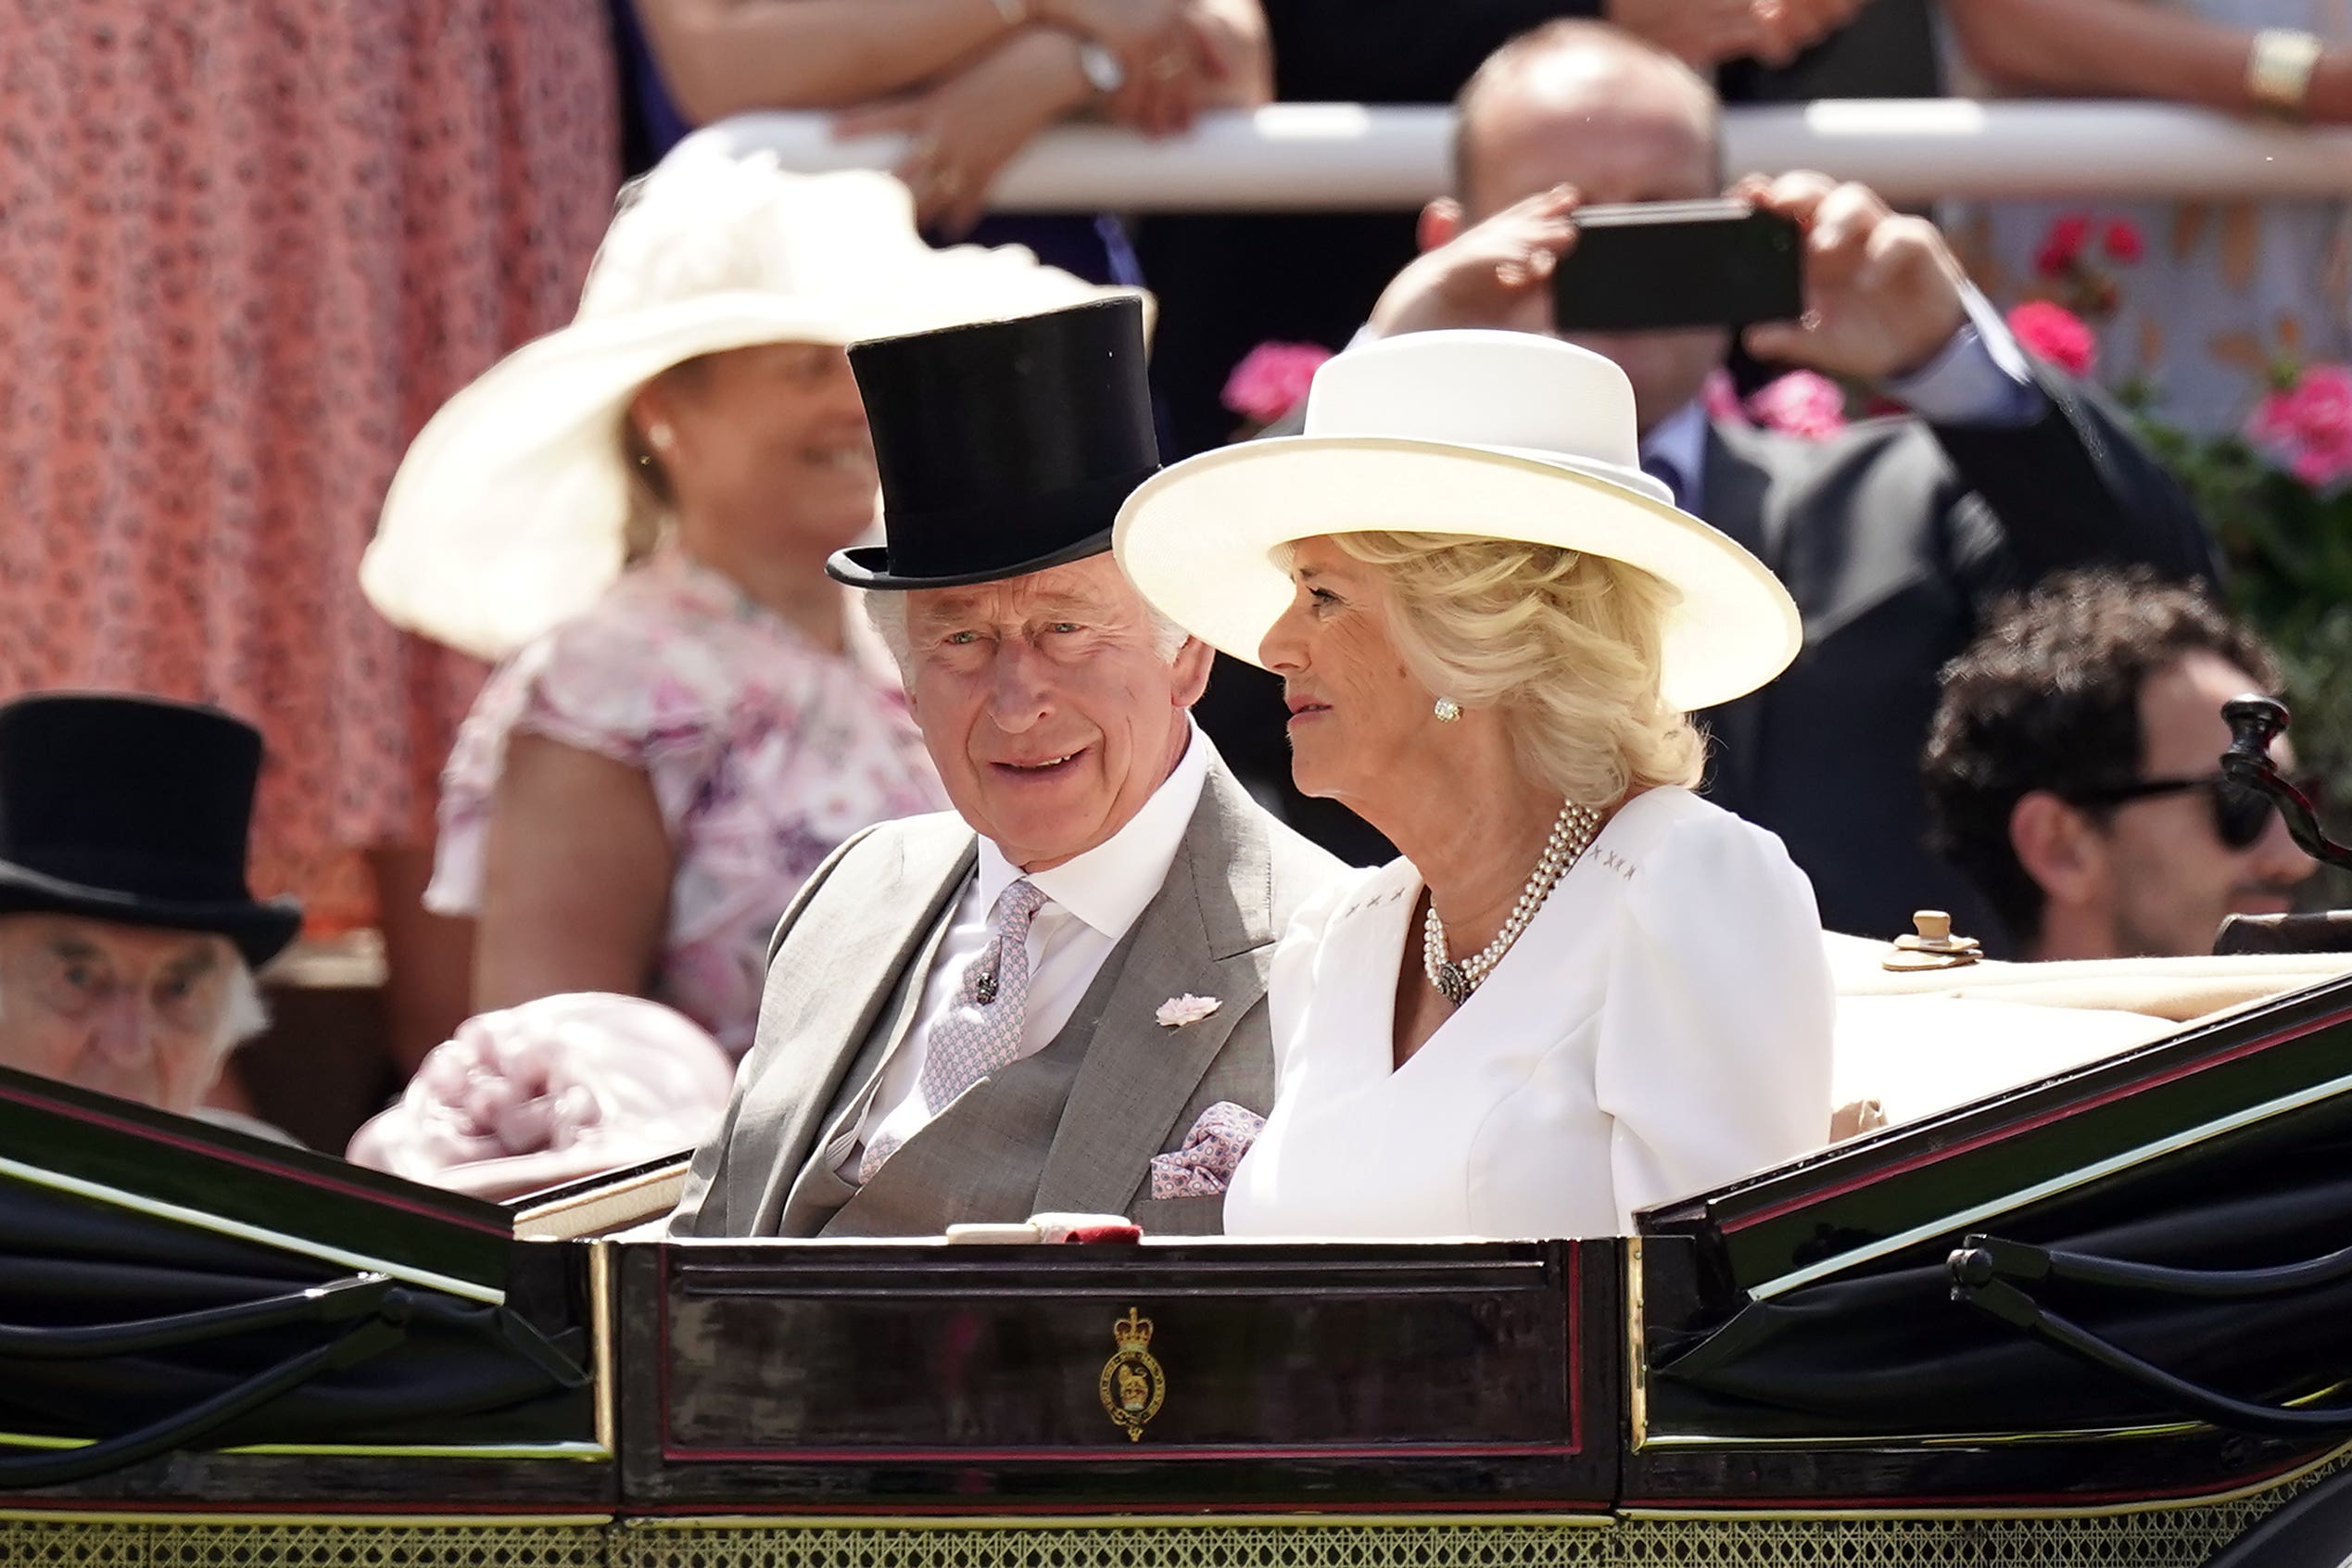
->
[1639, 398, 1710, 512]
[975, 719, 1211, 942]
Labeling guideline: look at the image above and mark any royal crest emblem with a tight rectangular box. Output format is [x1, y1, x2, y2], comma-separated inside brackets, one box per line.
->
[1097, 1307, 1165, 1441]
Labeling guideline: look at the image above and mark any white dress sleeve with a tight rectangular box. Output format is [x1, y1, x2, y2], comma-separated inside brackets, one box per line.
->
[1591, 808, 1836, 1228]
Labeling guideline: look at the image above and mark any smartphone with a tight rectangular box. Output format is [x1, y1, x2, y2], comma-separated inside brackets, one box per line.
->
[1549, 199, 1802, 334]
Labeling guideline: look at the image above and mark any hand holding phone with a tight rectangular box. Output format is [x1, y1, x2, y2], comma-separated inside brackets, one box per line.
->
[1365, 184, 1586, 342]
[1549, 198, 1803, 335]
[1735, 172, 1972, 385]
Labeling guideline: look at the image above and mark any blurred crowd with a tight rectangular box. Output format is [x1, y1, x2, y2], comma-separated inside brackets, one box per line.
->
[2, 0, 2347, 1188]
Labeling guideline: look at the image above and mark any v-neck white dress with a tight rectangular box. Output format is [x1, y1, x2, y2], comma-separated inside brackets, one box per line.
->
[1222, 788, 1835, 1239]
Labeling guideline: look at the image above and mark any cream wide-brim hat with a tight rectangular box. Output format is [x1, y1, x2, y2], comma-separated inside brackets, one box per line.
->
[1113, 332, 1799, 714]
[361, 139, 1143, 663]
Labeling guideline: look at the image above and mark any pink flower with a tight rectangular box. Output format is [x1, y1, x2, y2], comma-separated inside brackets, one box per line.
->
[2289, 436, 2352, 487]
[2035, 213, 2093, 278]
[1220, 341, 1333, 426]
[2247, 363, 2352, 487]
[2287, 365, 2352, 441]
[2248, 389, 2296, 449]
[1744, 372, 1848, 441]
[1700, 367, 1747, 424]
[2102, 219, 2144, 264]
[2006, 301, 2098, 377]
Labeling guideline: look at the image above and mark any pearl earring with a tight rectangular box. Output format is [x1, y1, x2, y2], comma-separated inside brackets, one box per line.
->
[648, 422, 676, 451]
[1433, 697, 1463, 723]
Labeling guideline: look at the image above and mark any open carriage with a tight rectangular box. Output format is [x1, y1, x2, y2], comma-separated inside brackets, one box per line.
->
[7, 906, 2352, 1568]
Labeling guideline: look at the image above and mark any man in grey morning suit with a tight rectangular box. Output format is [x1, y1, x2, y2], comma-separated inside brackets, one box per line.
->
[670, 297, 1340, 1238]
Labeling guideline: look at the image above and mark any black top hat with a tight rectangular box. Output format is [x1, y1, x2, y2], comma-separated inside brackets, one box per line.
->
[0, 694, 301, 967]
[827, 296, 1159, 590]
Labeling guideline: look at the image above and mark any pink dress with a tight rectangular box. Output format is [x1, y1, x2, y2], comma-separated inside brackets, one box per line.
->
[429, 548, 950, 1056]
[0, 2, 619, 920]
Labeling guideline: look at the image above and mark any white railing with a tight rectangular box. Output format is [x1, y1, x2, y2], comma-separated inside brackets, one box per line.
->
[691, 99, 2352, 210]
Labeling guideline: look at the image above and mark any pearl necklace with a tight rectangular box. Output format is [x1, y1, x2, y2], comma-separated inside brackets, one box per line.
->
[1423, 800, 1602, 1005]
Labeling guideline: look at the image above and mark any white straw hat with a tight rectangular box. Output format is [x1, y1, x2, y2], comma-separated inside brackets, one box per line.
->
[361, 140, 1140, 662]
[1112, 331, 1800, 713]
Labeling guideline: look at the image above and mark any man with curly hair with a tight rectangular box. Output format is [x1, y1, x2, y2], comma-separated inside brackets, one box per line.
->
[1922, 568, 2312, 960]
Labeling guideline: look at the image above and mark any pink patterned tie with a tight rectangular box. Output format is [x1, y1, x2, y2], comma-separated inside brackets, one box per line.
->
[859, 879, 1049, 1182]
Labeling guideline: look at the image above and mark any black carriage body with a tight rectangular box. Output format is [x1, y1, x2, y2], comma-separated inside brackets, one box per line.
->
[1630, 970, 2352, 1511]
[622, 1236, 1619, 1512]
[1, 970, 2350, 1561]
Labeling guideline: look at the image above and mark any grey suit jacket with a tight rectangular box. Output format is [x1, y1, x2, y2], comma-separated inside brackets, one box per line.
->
[668, 756, 1341, 1238]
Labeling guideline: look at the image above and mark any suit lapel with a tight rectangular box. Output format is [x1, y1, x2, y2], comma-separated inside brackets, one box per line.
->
[1694, 421, 1784, 807]
[1032, 762, 1276, 1215]
[775, 899, 967, 1235]
[734, 821, 977, 1233]
[1701, 418, 1779, 565]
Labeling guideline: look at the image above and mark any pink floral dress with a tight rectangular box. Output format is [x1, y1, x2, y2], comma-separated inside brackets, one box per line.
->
[0, 1, 619, 926]
[428, 547, 948, 1056]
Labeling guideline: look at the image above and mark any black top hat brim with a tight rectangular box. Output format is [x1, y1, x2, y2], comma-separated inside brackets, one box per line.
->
[0, 860, 302, 969]
[825, 525, 1116, 592]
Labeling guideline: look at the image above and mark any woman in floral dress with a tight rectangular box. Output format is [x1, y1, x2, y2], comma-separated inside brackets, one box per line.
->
[368, 145, 1127, 1056]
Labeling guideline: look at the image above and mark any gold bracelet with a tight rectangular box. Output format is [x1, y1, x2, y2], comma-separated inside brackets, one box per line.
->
[2249, 27, 2323, 119]
[985, 0, 1030, 25]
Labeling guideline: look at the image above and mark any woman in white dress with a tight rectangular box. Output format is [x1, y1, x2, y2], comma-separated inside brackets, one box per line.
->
[1114, 329, 1836, 1237]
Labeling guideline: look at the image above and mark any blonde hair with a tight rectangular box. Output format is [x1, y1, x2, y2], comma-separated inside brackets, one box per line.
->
[1330, 531, 1703, 807]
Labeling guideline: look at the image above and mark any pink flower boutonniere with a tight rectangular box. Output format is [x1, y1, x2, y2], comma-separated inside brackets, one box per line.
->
[1156, 993, 1223, 1028]
[1700, 367, 1748, 424]
[1744, 371, 1850, 441]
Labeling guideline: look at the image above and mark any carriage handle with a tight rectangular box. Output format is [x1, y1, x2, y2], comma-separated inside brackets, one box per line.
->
[1947, 1233, 2352, 1436]
[2220, 695, 2352, 872]
[0, 1272, 392, 1358]
[1950, 1232, 2352, 1299]
[0, 1288, 410, 1488]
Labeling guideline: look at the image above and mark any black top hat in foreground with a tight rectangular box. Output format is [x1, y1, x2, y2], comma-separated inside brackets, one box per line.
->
[0, 694, 301, 967]
[827, 296, 1159, 590]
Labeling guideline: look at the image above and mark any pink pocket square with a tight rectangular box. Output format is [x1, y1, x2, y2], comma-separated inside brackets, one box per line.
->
[1149, 1101, 1266, 1199]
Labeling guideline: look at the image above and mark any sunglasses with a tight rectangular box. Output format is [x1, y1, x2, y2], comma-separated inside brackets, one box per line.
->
[2067, 772, 2324, 851]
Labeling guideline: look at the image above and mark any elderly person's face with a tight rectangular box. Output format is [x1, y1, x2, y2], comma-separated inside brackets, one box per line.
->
[0, 916, 244, 1114]
[899, 555, 1210, 871]
[1258, 537, 1435, 805]
[631, 342, 878, 553]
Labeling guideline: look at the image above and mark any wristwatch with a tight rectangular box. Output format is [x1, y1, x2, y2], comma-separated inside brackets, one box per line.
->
[2249, 28, 2323, 119]
[1077, 40, 1126, 98]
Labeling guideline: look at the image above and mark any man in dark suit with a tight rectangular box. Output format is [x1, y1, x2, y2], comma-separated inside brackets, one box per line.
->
[1208, 19, 2218, 943]
[1141, 0, 1898, 462]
